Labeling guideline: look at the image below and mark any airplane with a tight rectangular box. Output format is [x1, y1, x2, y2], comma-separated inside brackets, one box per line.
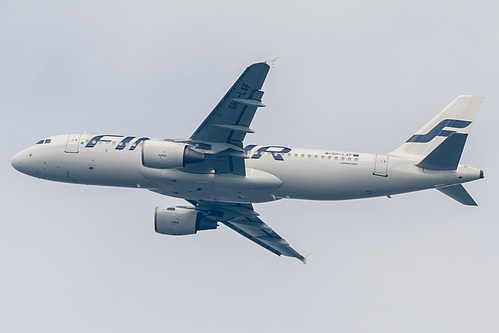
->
[11, 60, 484, 263]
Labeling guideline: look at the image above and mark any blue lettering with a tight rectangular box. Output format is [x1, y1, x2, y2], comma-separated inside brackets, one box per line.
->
[115, 136, 136, 150]
[243, 144, 257, 156]
[86, 135, 123, 148]
[249, 146, 291, 161]
[129, 137, 150, 150]
[85, 135, 150, 150]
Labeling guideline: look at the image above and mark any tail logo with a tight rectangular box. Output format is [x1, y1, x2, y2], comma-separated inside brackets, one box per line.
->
[406, 119, 471, 143]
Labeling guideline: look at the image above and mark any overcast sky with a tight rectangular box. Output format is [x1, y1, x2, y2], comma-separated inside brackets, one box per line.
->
[1, 1, 499, 332]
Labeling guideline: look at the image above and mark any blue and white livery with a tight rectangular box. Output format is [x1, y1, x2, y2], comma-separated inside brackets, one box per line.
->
[11, 61, 484, 263]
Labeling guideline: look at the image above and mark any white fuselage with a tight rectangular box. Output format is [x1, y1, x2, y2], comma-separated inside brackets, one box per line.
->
[11, 133, 482, 204]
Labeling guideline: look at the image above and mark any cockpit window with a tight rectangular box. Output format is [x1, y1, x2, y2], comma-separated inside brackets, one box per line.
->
[36, 139, 44, 144]
[44, 139, 51, 144]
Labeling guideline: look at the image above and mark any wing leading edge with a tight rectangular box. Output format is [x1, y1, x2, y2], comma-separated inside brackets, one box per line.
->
[188, 201, 306, 263]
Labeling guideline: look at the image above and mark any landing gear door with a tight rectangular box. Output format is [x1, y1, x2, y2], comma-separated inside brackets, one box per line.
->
[373, 154, 389, 177]
[65, 134, 81, 153]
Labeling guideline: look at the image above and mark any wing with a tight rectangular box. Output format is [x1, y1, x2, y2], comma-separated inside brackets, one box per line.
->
[188, 200, 307, 263]
[184, 61, 273, 176]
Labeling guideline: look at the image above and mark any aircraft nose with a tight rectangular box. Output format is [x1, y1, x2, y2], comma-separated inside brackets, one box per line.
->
[11, 150, 34, 175]
[11, 151, 23, 172]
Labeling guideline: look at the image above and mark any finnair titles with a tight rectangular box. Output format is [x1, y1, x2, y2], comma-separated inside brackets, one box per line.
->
[11, 60, 484, 263]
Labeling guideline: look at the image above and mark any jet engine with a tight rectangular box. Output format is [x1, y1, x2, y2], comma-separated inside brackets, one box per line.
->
[155, 206, 218, 236]
[142, 141, 205, 169]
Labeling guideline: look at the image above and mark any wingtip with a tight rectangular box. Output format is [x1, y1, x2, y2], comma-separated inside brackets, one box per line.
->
[265, 57, 279, 68]
[300, 253, 312, 264]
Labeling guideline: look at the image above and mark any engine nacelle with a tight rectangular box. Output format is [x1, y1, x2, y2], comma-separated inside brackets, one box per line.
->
[155, 206, 218, 236]
[142, 140, 205, 169]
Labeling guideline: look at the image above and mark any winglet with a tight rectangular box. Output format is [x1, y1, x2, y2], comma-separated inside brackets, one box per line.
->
[265, 57, 279, 68]
[300, 253, 312, 264]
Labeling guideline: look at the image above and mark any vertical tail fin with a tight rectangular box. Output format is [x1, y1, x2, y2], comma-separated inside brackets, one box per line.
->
[390, 95, 483, 169]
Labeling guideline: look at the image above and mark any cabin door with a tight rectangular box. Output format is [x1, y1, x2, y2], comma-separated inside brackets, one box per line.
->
[65, 134, 81, 153]
[373, 154, 389, 177]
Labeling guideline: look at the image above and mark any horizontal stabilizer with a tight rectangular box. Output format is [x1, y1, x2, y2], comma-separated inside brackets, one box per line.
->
[416, 133, 467, 170]
[436, 184, 477, 206]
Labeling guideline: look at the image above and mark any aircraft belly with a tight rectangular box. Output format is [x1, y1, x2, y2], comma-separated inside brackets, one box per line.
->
[254, 155, 444, 201]
[273, 165, 379, 200]
[146, 168, 283, 203]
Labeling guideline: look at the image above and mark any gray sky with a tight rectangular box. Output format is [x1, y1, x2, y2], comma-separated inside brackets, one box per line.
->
[1, 1, 498, 332]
